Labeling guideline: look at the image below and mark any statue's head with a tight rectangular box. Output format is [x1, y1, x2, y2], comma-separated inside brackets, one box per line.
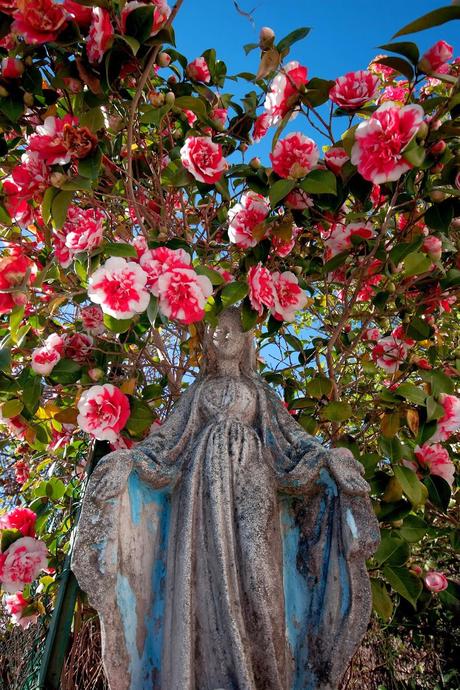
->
[201, 307, 256, 375]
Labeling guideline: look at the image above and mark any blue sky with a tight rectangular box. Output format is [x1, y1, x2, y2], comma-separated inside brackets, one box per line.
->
[174, 1, 458, 79]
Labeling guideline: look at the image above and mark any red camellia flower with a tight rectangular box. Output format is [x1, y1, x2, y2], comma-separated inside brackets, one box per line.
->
[0, 0, 16, 14]
[31, 333, 64, 376]
[0, 250, 37, 315]
[424, 571, 448, 593]
[419, 40, 453, 74]
[351, 102, 424, 184]
[1, 57, 24, 79]
[430, 394, 460, 443]
[0, 508, 37, 537]
[140, 246, 191, 294]
[414, 443, 455, 486]
[228, 191, 270, 249]
[11, 0, 68, 44]
[63, 0, 93, 28]
[247, 263, 275, 316]
[180, 136, 228, 184]
[86, 7, 114, 64]
[28, 115, 78, 165]
[14, 461, 30, 485]
[186, 56, 211, 83]
[157, 266, 213, 324]
[88, 257, 150, 319]
[252, 112, 272, 142]
[3, 592, 39, 629]
[271, 271, 308, 322]
[264, 61, 308, 125]
[329, 70, 380, 110]
[325, 147, 350, 175]
[121, 0, 171, 37]
[0, 536, 48, 593]
[77, 384, 130, 442]
[270, 132, 319, 179]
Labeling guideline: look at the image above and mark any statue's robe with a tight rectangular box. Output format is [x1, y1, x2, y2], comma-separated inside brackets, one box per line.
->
[72, 374, 379, 690]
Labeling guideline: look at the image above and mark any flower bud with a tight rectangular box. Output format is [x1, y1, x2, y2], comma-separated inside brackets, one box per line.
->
[416, 121, 428, 140]
[424, 571, 448, 593]
[50, 172, 68, 188]
[157, 52, 171, 68]
[430, 190, 447, 202]
[167, 75, 177, 86]
[249, 156, 261, 169]
[149, 90, 165, 107]
[430, 140, 446, 155]
[259, 26, 275, 50]
[23, 92, 34, 106]
[165, 91, 175, 106]
[0, 85, 9, 97]
[88, 368, 104, 382]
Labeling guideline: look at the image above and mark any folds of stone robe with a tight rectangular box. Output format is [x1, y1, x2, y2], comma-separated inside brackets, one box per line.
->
[72, 376, 379, 690]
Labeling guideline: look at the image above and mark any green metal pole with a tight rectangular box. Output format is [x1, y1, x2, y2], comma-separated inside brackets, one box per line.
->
[38, 440, 109, 690]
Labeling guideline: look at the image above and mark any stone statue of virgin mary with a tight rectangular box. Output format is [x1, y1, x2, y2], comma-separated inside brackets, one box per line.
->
[72, 307, 379, 690]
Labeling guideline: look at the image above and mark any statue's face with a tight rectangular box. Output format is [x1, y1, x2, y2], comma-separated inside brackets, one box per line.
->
[210, 313, 247, 360]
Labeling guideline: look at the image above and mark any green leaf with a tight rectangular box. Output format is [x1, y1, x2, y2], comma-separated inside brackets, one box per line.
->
[49, 359, 82, 385]
[406, 316, 432, 341]
[175, 96, 208, 120]
[306, 375, 333, 399]
[425, 201, 455, 232]
[221, 281, 248, 308]
[79, 106, 105, 132]
[403, 252, 432, 277]
[371, 579, 393, 621]
[374, 533, 410, 567]
[439, 581, 460, 613]
[300, 169, 337, 195]
[421, 370, 454, 396]
[393, 465, 424, 505]
[426, 395, 445, 422]
[146, 295, 159, 327]
[302, 78, 335, 108]
[9, 305, 25, 343]
[269, 179, 296, 207]
[378, 42, 419, 64]
[45, 478, 66, 501]
[51, 190, 73, 229]
[1, 398, 23, 418]
[140, 102, 173, 125]
[0, 348, 11, 372]
[41, 187, 56, 225]
[117, 33, 141, 56]
[393, 6, 460, 38]
[241, 299, 258, 332]
[373, 56, 414, 81]
[103, 242, 137, 258]
[389, 237, 422, 264]
[1, 528, 22, 552]
[78, 147, 102, 179]
[320, 400, 352, 422]
[400, 515, 427, 543]
[395, 383, 426, 405]
[103, 313, 132, 333]
[383, 565, 422, 609]
[125, 397, 154, 435]
[61, 176, 93, 191]
[276, 27, 310, 54]
[161, 160, 194, 187]
[195, 266, 226, 285]
[423, 475, 451, 511]
[22, 375, 42, 413]
[243, 42, 258, 55]
[125, 5, 155, 42]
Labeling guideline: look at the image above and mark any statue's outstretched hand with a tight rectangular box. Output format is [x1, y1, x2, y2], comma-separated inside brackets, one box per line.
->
[326, 447, 370, 496]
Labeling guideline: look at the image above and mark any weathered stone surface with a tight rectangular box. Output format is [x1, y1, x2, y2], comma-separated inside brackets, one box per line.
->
[72, 308, 380, 690]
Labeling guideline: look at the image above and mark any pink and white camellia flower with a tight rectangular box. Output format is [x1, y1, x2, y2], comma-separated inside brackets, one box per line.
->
[80, 305, 105, 335]
[270, 132, 319, 179]
[86, 8, 114, 64]
[322, 221, 376, 261]
[422, 235, 442, 262]
[0, 413, 28, 441]
[63, 0, 92, 28]
[157, 267, 213, 324]
[329, 70, 380, 110]
[430, 394, 460, 443]
[140, 246, 191, 294]
[31, 333, 64, 376]
[121, 0, 171, 36]
[211, 107, 228, 128]
[1, 58, 24, 79]
[363, 328, 380, 341]
[228, 192, 270, 249]
[180, 136, 228, 184]
[252, 112, 272, 142]
[247, 263, 275, 316]
[271, 271, 308, 322]
[264, 61, 308, 125]
[28, 115, 78, 165]
[414, 443, 455, 487]
[0, 251, 37, 315]
[61, 206, 105, 255]
[419, 41, 453, 74]
[0, 536, 48, 593]
[351, 102, 424, 184]
[424, 571, 448, 593]
[372, 327, 413, 374]
[77, 384, 130, 442]
[271, 225, 301, 258]
[284, 188, 313, 210]
[88, 257, 150, 319]
[325, 148, 350, 175]
[0, 507, 37, 537]
[63, 332, 94, 364]
[3, 592, 39, 629]
[186, 57, 211, 83]
[4, 151, 50, 204]
[11, 0, 68, 44]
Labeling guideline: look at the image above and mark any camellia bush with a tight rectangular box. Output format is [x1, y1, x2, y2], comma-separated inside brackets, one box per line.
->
[0, 0, 459, 686]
